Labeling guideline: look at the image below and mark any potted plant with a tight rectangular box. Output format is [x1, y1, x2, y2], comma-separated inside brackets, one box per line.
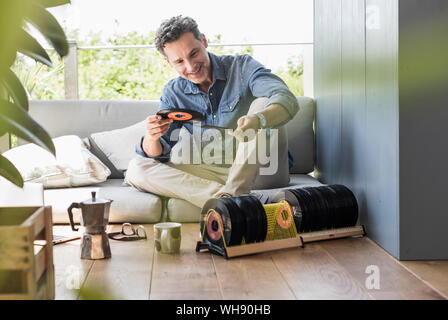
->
[0, 0, 70, 299]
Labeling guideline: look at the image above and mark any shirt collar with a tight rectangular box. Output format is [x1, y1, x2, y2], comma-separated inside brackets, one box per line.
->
[210, 52, 227, 81]
[184, 52, 226, 94]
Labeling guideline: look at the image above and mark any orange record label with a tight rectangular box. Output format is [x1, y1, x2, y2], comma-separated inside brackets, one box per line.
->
[168, 112, 193, 121]
[277, 202, 293, 229]
[206, 209, 224, 242]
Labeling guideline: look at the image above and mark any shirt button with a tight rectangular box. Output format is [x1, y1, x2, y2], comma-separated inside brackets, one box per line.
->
[213, 115, 216, 119]
[210, 92, 213, 96]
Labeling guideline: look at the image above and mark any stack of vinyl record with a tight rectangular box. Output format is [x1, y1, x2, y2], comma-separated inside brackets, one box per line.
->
[271, 185, 359, 233]
[200, 196, 267, 246]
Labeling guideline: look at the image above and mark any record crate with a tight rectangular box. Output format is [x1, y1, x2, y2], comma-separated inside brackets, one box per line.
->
[0, 206, 55, 300]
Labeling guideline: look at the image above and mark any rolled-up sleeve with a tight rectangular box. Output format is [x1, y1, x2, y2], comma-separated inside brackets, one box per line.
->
[243, 55, 300, 127]
[135, 136, 172, 163]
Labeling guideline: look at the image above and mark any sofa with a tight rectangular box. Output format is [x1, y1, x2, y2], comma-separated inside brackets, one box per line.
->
[12, 96, 322, 224]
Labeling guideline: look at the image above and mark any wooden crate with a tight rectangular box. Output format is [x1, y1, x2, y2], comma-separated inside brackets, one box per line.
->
[0, 206, 55, 300]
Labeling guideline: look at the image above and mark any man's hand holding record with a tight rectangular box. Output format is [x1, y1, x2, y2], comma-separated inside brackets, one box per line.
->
[145, 114, 173, 141]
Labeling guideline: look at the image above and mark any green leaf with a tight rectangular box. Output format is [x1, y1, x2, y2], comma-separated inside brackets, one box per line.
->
[25, 3, 68, 57]
[35, 0, 71, 8]
[0, 0, 28, 74]
[17, 30, 54, 68]
[0, 99, 55, 156]
[0, 154, 24, 188]
[1, 69, 29, 111]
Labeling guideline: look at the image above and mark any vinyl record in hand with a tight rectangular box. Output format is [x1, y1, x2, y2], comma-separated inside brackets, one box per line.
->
[157, 109, 205, 122]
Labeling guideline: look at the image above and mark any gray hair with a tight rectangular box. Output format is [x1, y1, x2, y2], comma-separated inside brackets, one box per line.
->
[155, 15, 203, 56]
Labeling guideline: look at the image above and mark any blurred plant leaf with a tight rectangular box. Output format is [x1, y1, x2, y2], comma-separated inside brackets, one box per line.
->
[0, 100, 55, 156]
[0, 154, 24, 187]
[77, 286, 118, 300]
[17, 30, 54, 68]
[1, 0, 67, 190]
[36, 0, 71, 8]
[0, 1, 29, 74]
[1, 69, 29, 111]
[26, 3, 68, 57]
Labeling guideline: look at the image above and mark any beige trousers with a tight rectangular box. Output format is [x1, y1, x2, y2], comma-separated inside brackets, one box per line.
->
[125, 98, 268, 208]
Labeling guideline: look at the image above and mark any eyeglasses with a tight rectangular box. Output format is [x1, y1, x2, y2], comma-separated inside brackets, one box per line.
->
[108, 223, 147, 241]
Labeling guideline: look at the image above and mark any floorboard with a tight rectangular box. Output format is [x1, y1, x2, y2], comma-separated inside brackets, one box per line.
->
[52, 226, 93, 300]
[51, 224, 446, 300]
[79, 224, 154, 300]
[212, 251, 296, 300]
[150, 223, 222, 300]
[319, 237, 445, 300]
[271, 243, 372, 300]
[400, 260, 448, 299]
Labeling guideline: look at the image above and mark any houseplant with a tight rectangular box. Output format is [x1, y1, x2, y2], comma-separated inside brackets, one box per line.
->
[0, 0, 70, 187]
[1, 0, 70, 299]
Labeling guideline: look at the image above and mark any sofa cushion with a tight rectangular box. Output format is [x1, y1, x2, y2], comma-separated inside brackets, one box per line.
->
[166, 173, 322, 223]
[166, 198, 201, 223]
[45, 179, 162, 224]
[0, 181, 44, 206]
[89, 120, 146, 175]
[287, 97, 315, 174]
[252, 125, 290, 189]
[255, 173, 323, 200]
[2, 135, 110, 188]
[25, 100, 159, 142]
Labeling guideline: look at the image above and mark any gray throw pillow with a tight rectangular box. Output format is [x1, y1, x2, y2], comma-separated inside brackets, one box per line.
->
[89, 120, 146, 177]
[87, 137, 124, 179]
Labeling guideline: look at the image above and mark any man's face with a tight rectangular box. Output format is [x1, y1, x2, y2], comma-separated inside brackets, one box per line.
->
[163, 32, 212, 86]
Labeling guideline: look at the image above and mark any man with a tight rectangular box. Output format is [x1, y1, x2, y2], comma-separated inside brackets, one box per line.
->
[125, 15, 299, 208]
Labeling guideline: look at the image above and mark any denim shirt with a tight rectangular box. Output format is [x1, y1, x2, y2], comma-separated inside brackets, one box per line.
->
[136, 52, 299, 163]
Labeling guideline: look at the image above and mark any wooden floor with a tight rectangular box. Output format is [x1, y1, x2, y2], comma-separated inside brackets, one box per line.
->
[53, 224, 448, 300]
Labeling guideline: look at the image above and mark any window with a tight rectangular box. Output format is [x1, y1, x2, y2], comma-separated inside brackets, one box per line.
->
[13, 0, 314, 100]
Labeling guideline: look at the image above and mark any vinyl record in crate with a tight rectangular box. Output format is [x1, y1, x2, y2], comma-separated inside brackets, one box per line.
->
[329, 184, 359, 227]
[272, 184, 360, 233]
[271, 190, 303, 232]
[157, 108, 205, 122]
[315, 186, 337, 229]
[233, 196, 259, 244]
[247, 195, 268, 242]
[200, 198, 245, 247]
[292, 188, 313, 232]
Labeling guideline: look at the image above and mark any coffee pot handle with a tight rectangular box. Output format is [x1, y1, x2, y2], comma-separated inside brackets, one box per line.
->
[68, 202, 80, 231]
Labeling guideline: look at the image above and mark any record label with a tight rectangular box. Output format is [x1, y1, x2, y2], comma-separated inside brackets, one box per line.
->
[276, 201, 293, 229]
[168, 111, 193, 120]
[157, 109, 204, 122]
[206, 209, 224, 242]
